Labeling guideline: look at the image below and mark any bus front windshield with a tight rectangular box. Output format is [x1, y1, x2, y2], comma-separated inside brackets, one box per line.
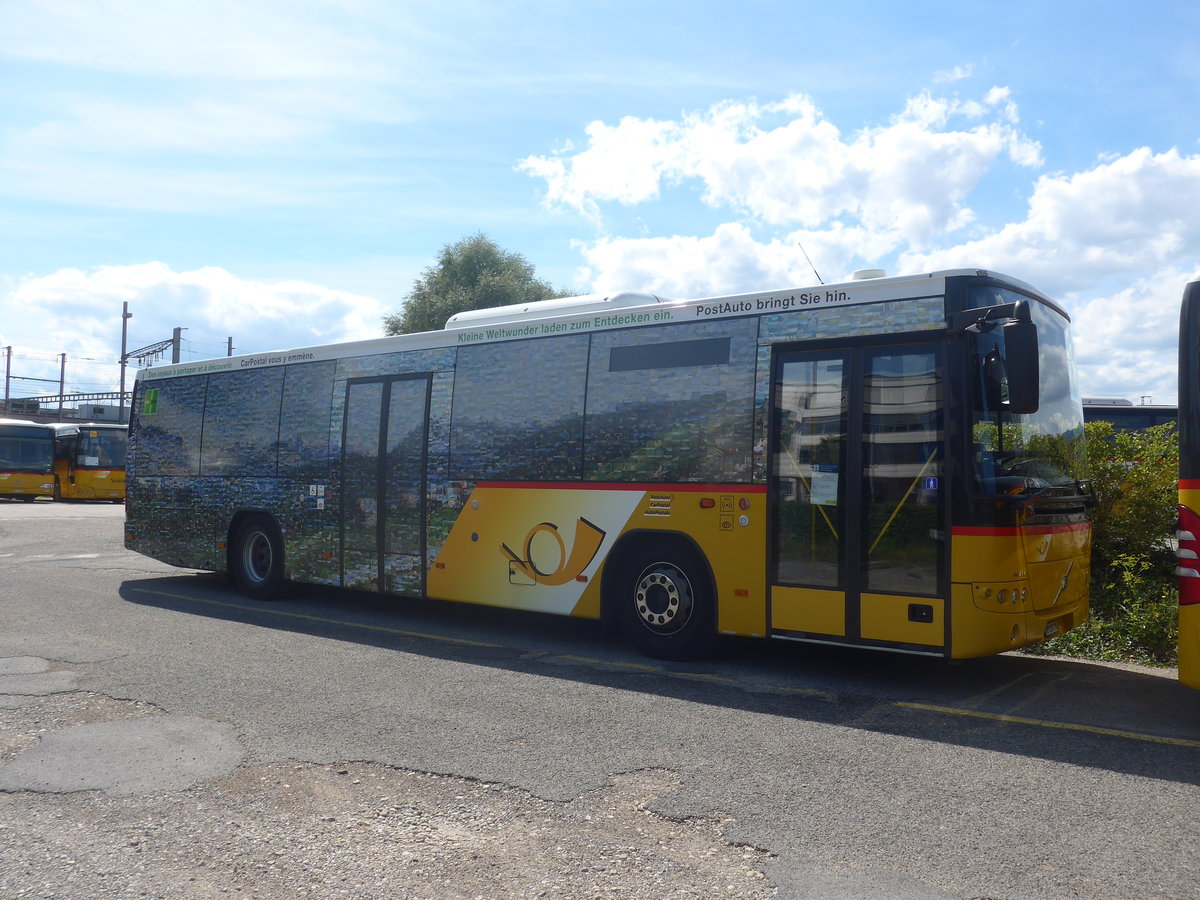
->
[77, 430, 127, 468]
[970, 289, 1088, 500]
[0, 431, 53, 473]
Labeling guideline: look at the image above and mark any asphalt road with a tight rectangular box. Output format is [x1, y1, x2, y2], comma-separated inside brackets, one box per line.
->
[1, 500, 1198, 899]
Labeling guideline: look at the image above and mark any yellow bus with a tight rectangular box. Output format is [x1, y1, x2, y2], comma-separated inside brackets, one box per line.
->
[0, 418, 56, 501]
[125, 268, 1091, 660]
[1176, 279, 1200, 689]
[51, 423, 128, 502]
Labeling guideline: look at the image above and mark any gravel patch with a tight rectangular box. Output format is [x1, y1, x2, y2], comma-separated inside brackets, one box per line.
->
[0, 692, 777, 899]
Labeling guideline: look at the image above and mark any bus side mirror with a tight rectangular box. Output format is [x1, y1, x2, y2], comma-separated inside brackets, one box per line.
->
[1001, 316, 1039, 414]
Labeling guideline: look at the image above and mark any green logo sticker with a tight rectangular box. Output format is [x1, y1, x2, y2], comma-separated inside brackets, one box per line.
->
[142, 389, 159, 415]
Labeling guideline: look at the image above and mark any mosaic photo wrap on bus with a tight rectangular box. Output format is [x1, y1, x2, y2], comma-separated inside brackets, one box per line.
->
[449, 336, 588, 482]
[124, 270, 1094, 662]
[128, 363, 344, 583]
[584, 318, 757, 483]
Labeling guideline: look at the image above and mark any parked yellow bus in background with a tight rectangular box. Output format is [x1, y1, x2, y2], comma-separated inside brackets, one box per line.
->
[125, 269, 1091, 661]
[1175, 279, 1200, 689]
[51, 423, 128, 502]
[0, 418, 55, 501]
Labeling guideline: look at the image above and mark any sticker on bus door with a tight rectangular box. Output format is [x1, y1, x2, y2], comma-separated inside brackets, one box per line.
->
[810, 464, 839, 506]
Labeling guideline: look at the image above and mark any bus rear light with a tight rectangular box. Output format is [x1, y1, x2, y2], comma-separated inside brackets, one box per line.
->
[1179, 506, 1200, 605]
[699, 498, 715, 509]
[1177, 566, 1200, 605]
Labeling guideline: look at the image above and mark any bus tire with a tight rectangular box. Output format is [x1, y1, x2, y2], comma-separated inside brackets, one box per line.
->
[613, 539, 716, 660]
[230, 514, 286, 601]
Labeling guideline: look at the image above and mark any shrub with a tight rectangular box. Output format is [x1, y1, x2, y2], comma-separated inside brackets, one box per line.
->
[1031, 420, 1179, 666]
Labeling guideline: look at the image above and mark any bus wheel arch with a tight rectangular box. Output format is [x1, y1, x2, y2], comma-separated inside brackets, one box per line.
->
[603, 531, 717, 660]
[228, 512, 286, 601]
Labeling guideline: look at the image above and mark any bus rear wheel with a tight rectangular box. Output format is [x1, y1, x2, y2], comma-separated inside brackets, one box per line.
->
[230, 514, 286, 601]
[614, 541, 715, 660]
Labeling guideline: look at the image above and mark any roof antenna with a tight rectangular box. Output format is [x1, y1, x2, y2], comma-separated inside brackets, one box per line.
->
[798, 241, 824, 285]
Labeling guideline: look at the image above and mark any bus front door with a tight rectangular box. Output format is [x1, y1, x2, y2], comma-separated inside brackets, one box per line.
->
[769, 345, 947, 652]
[341, 375, 431, 595]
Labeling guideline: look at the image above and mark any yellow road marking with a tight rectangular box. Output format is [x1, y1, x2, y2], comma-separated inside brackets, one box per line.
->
[132, 587, 1196, 748]
[552, 654, 835, 698]
[895, 702, 1200, 748]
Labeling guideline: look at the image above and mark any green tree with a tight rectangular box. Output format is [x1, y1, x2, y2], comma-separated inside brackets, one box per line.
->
[1031, 420, 1180, 665]
[1084, 420, 1179, 571]
[384, 233, 572, 335]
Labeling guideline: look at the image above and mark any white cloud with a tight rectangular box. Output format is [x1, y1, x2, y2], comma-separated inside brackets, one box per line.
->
[521, 89, 1042, 250]
[548, 97, 1200, 403]
[1, 263, 387, 397]
[0, 0, 401, 82]
[22, 98, 321, 157]
[902, 147, 1200, 297]
[577, 222, 890, 297]
[933, 64, 974, 84]
[0, 0, 424, 214]
[1070, 267, 1200, 405]
[519, 115, 683, 223]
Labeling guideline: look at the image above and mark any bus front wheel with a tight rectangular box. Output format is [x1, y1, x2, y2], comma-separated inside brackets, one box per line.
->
[614, 541, 715, 660]
[230, 514, 286, 601]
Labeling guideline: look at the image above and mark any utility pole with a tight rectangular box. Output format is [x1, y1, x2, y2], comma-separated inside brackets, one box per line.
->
[171, 327, 183, 364]
[3, 345, 10, 416]
[119, 302, 133, 424]
[58, 353, 66, 421]
[227, 336, 234, 357]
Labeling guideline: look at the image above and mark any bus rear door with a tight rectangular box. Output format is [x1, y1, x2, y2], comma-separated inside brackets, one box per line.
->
[341, 375, 432, 595]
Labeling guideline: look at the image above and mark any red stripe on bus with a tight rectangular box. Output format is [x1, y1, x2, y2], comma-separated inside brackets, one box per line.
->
[476, 481, 768, 493]
[952, 523, 1090, 537]
[1180, 479, 1200, 491]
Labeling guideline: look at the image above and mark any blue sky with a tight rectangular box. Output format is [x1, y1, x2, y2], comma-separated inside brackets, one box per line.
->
[1, 0, 1197, 403]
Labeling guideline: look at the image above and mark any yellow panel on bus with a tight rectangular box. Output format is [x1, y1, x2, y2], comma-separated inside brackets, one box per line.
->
[860, 593, 944, 646]
[770, 586, 845, 636]
[427, 482, 768, 637]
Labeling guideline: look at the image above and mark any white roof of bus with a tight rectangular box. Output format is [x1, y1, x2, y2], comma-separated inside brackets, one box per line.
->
[135, 267, 1054, 382]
